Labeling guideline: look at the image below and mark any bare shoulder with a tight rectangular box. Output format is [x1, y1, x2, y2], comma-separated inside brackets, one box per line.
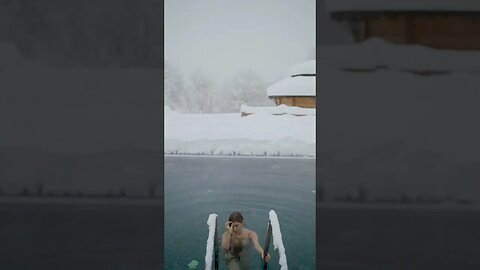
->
[246, 229, 258, 238]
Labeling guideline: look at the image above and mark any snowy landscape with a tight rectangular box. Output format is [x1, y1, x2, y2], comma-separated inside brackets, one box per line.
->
[316, 39, 480, 202]
[164, 106, 315, 157]
[164, 2, 316, 269]
[164, 53, 316, 157]
[3, 0, 479, 269]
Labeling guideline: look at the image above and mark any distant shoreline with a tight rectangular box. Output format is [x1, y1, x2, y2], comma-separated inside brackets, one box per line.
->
[164, 154, 315, 159]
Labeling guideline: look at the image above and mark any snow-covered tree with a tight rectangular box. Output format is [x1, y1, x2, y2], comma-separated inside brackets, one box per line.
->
[164, 61, 189, 111]
[188, 69, 216, 113]
[165, 64, 273, 113]
[224, 70, 273, 111]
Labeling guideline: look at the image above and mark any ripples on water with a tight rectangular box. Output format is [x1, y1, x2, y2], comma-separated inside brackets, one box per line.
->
[165, 156, 315, 270]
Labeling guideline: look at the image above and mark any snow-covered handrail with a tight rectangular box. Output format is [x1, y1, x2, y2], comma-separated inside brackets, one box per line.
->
[205, 214, 218, 270]
[262, 220, 273, 270]
[269, 210, 288, 270]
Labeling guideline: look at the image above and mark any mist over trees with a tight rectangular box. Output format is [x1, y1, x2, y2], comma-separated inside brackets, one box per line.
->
[164, 61, 275, 113]
[164, 46, 315, 113]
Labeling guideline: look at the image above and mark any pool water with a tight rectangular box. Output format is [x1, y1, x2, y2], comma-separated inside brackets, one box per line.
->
[165, 156, 315, 270]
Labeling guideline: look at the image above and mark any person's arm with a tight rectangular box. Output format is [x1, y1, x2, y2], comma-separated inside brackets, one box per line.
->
[249, 230, 271, 262]
[222, 231, 231, 252]
[222, 221, 234, 252]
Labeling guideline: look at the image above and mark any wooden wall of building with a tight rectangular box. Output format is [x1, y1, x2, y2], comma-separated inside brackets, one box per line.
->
[339, 13, 480, 50]
[273, 96, 316, 108]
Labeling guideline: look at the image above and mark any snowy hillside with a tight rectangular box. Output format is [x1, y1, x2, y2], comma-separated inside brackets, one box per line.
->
[164, 108, 316, 157]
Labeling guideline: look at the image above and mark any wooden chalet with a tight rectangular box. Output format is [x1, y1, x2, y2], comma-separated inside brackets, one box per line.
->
[267, 60, 316, 109]
[324, 0, 480, 50]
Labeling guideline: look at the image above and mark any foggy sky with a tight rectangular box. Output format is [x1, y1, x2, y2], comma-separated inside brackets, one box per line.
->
[165, 0, 317, 83]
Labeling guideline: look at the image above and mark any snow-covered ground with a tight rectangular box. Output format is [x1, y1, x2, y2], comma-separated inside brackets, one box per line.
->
[240, 104, 315, 116]
[164, 107, 315, 157]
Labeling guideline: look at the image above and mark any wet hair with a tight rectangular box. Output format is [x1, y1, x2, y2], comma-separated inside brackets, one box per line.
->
[228, 212, 244, 223]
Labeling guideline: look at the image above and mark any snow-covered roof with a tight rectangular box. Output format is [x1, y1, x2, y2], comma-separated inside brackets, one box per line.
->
[324, 0, 480, 12]
[288, 60, 315, 77]
[267, 76, 315, 97]
[317, 38, 480, 74]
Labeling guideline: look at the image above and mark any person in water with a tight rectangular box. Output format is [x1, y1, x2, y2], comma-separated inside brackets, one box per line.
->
[221, 212, 271, 270]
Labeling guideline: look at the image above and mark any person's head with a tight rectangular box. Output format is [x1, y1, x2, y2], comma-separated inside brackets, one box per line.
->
[228, 211, 245, 233]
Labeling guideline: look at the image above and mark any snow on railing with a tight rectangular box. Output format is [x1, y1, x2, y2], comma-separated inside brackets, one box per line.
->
[269, 210, 288, 270]
[205, 214, 218, 270]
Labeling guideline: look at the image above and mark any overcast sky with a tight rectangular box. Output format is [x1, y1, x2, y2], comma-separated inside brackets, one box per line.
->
[165, 0, 319, 84]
